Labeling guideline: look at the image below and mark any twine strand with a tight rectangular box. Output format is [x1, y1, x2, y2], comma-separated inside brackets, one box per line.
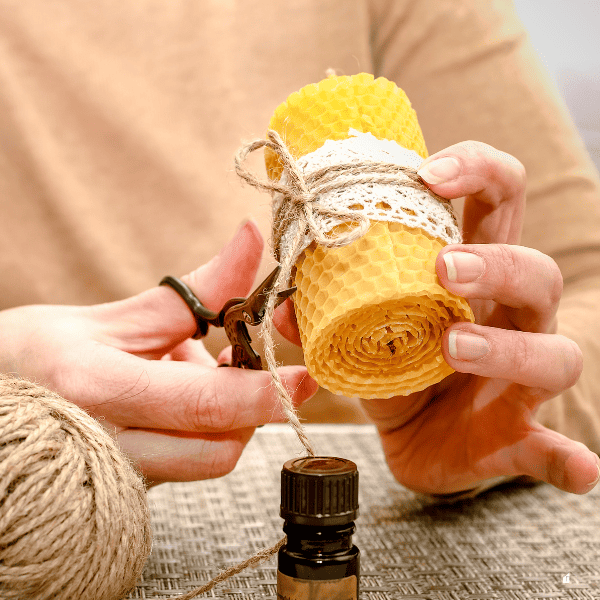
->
[258, 223, 317, 457]
[174, 537, 286, 599]
[233, 130, 446, 456]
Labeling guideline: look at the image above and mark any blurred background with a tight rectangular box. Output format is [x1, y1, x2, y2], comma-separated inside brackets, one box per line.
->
[513, 0, 599, 171]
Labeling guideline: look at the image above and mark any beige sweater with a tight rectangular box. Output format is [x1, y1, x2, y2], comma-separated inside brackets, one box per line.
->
[0, 1, 599, 446]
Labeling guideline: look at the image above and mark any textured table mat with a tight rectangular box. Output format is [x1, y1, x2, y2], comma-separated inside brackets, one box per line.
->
[129, 424, 600, 599]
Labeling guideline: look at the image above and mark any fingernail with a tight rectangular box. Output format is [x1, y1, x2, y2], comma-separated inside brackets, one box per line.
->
[443, 252, 485, 283]
[234, 218, 253, 236]
[588, 463, 600, 490]
[448, 331, 490, 360]
[417, 156, 461, 184]
[220, 219, 254, 253]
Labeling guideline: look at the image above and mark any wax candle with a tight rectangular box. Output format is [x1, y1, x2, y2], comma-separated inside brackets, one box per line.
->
[266, 73, 474, 398]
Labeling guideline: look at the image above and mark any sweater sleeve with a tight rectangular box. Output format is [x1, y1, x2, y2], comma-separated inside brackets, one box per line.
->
[367, 0, 600, 455]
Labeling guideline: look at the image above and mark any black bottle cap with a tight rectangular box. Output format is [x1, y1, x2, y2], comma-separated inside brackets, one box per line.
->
[280, 456, 359, 526]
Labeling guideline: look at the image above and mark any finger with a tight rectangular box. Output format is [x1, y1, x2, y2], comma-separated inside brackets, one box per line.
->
[116, 427, 254, 484]
[272, 298, 302, 346]
[163, 338, 218, 366]
[77, 347, 318, 431]
[442, 323, 583, 395]
[417, 141, 525, 244]
[97, 219, 264, 355]
[184, 219, 264, 312]
[437, 244, 563, 333]
[217, 345, 232, 365]
[503, 427, 600, 494]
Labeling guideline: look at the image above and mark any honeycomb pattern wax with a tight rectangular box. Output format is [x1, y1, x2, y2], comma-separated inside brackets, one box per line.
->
[266, 72, 427, 180]
[267, 74, 474, 398]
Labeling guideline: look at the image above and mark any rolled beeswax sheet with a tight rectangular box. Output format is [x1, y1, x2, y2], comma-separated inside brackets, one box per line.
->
[267, 74, 474, 398]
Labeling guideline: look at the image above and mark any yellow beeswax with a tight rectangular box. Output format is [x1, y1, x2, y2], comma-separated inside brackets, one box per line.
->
[267, 74, 474, 398]
[266, 72, 427, 179]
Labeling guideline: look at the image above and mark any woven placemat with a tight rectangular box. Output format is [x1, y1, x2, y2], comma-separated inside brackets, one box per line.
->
[129, 424, 600, 599]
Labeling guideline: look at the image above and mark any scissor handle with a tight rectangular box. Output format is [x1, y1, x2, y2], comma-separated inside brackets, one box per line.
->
[218, 304, 259, 368]
[159, 276, 219, 338]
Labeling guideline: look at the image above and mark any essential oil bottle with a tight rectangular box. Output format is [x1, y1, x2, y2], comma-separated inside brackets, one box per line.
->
[277, 456, 360, 600]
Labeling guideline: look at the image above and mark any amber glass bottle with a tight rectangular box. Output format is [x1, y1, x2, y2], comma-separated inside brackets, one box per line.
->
[277, 456, 360, 600]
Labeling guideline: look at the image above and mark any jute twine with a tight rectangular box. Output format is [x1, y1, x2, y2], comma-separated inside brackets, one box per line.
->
[0, 374, 151, 600]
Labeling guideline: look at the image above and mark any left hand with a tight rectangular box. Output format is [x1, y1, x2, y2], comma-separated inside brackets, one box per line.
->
[358, 141, 598, 496]
[0, 220, 317, 486]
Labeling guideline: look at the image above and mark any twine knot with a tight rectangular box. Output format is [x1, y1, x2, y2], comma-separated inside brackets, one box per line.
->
[235, 130, 372, 263]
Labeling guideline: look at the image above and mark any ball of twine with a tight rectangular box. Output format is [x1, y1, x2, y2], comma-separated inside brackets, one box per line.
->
[0, 374, 152, 600]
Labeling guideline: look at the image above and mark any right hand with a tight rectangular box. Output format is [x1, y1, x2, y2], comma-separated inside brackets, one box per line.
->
[0, 220, 318, 486]
[360, 142, 595, 496]
[274, 141, 597, 497]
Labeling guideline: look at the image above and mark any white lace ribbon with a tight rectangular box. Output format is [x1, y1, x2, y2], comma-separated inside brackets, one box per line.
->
[274, 129, 461, 264]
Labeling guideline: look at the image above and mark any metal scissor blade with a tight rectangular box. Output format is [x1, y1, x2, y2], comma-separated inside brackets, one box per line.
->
[274, 285, 296, 307]
[241, 265, 295, 325]
[221, 265, 296, 370]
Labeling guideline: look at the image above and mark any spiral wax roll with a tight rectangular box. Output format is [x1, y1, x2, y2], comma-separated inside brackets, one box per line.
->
[267, 74, 474, 398]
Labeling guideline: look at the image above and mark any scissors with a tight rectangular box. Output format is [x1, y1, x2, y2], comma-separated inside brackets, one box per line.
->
[159, 266, 296, 370]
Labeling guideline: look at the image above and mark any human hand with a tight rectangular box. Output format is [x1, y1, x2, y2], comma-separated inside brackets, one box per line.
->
[357, 141, 599, 496]
[0, 221, 317, 486]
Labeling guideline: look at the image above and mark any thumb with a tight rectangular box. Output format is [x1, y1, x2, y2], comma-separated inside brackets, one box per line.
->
[417, 140, 526, 245]
[184, 219, 264, 311]
[98, 220, 264, 348]
[272, 297, 302, 346]
[512, 427, 600, 495]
